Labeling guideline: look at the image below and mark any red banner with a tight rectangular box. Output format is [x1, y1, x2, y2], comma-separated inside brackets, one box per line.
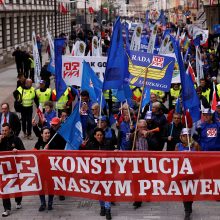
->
[1, 150, 220, 201]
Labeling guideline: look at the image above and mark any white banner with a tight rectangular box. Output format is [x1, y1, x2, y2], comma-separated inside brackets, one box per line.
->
[46, 27, 55, 71]
[73, 41, 86, 56]
[147, 24, 158, 54]
[62, 56, 107, 86]
[32, 31, 41, 84]
[92, 36, 100, 56]
[130, 24, 143, 51]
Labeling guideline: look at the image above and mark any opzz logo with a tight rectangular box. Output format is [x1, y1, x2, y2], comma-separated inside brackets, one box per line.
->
[63, 62, 80, 78]
[0, 155, 42, 194]
[151, 56, 164, 68]
[207, 128, 217, 138]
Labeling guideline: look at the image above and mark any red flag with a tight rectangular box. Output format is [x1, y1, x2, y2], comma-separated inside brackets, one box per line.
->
[59, 3, 68, 14]
[211, 83, 217, 111]
[187, 62, 196, 83]
[89, 7, 94, 14]
[37, 106, 45, 125]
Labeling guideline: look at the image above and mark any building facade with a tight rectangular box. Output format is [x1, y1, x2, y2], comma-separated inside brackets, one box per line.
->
[0, 0, 71, 66]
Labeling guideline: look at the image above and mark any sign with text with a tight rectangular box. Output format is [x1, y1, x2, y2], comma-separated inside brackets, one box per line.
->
[1, 151, 220, 201]
[128, 51, 175, 91]
[62, 56, 107, 86]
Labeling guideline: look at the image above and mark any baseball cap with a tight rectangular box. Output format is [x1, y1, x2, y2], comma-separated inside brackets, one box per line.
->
[181, 128, 191, 135]
[146, 111, 152, 120]
[50, 117, 61, 125]
[100, 116, 108, 121]
[216, 101, 220, 107]
[202, 108, 212, 114]
[40, 80, 45, 84]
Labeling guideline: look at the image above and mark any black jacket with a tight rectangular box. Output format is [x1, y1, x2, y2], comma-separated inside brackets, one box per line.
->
[33, 125, 66, 150]
[0, 133, 25, 151]
[34, 138, 49, 150]
[162, 122, 183, 151]
[86, 138, 115, 151]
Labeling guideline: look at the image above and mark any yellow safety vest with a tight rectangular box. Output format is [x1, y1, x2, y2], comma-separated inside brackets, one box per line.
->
[36, 88, 52, 108]
[53, 88, 69, 110]
[217, 84, 220, 98]
[103, 90, 118, 102]
[202, 88, 211, 103]
[170, 88, 180, 105]
[151, 89, 165, 102]
[29, 58, 34, 69]
[17, 86, 35, 107]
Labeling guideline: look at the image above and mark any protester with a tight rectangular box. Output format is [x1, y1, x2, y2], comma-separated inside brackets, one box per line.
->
[0, 123, 25, 217]
[175, 128, 200, 220]
[194, 108, 220, 151]
[34, 127, 54, 211]
[162, 113, 183, 151]
[0, 103, 21, 136]
[118, 113, 134, 150]
[12, 47, 23, 75]
[44, 101, 56, 127]
[86, 127, 113, 219]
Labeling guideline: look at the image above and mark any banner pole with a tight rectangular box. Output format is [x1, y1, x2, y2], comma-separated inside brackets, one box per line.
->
[125, 99, 132, 125]
[46, 132, 57, 148]
[98, 89, 103, 128]
[132, 68, 148, 151]
[184, 113, 191, 151]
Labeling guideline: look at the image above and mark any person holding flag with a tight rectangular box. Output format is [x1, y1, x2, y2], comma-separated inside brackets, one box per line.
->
[33, 127, 54, 212]
[85, 127, 114, 220]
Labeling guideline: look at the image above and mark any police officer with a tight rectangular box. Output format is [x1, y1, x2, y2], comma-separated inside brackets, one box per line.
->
[36, 80, 52, 110]
[52, 87, 71, 117]
[14, 79, 39, 139]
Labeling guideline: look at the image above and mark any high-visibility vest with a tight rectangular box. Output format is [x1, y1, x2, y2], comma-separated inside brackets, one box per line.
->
[170, 88, 180, 105]
[17, 86, 35, 107]
[53, 88, 69, 110]
[151, 89, 165, 102]
[36, 88, 52, 108]
[103, 90, 118, 102]
[202, 88, 211, 103]
[29, 57, 34, 69]
[217, 84, 220, 98]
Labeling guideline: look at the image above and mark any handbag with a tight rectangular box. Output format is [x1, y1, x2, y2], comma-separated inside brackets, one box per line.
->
[14, 89, 24, 112]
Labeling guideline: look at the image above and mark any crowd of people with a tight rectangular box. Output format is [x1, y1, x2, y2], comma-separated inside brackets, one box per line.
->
[2, 20, 220, 220]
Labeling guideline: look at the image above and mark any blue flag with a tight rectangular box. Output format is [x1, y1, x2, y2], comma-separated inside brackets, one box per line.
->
[57, 103, 83, 150]
[141, 87, 150, 111]
[103, 17, 126, 90]
[81, 61, 105, 107]
[170, 36, 200, 122]
[55, 38, 67, 101]
[47, 58, 55, 75]
[175, 97, 181, 114]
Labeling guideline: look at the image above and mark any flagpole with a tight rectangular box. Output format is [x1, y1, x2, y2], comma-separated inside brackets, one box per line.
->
[184, 113, 191, 151]
[98, 89, 103, 128]
[45, 132, 57, 149]
[125, 99, 132, 125]
[132, 68, 148, 151]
